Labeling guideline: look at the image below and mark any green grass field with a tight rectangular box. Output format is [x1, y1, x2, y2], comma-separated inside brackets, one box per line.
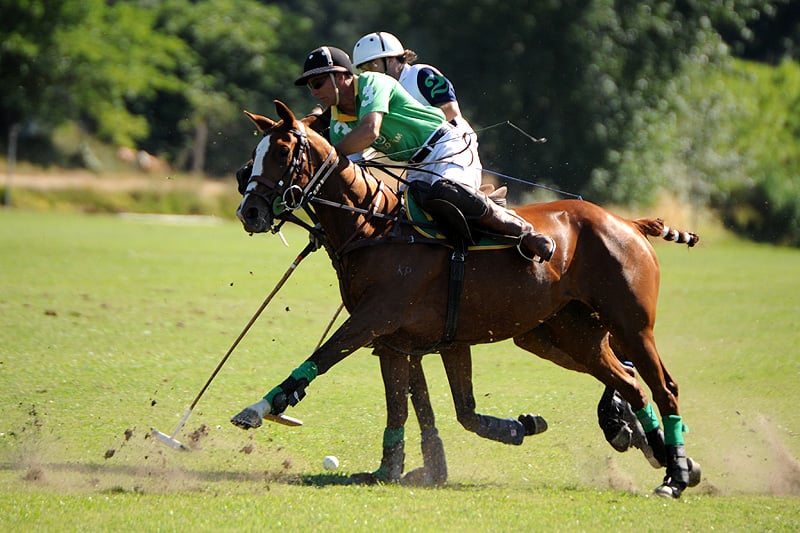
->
[1, 208, 799, 531]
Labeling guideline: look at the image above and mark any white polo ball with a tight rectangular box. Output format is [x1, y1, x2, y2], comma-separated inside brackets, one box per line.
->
[323, 455, 339, 471]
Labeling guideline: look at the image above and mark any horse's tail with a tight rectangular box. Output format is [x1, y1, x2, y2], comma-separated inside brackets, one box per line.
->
[633, 218, 699, 247]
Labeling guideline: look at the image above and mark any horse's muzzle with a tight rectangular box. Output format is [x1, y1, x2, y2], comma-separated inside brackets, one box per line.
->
[237, 196, 272, 234]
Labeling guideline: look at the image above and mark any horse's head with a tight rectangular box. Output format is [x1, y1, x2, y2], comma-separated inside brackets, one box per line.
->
[236, 100, 331, 234]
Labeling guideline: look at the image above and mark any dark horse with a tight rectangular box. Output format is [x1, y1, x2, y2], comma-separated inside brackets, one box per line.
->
[231, 100, 701, 498]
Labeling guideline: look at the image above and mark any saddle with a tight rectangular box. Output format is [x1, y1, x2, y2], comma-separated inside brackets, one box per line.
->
[403, 185, 514, 251]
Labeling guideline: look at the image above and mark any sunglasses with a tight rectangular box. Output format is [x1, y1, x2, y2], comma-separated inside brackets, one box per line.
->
[307, 76, 329, 90]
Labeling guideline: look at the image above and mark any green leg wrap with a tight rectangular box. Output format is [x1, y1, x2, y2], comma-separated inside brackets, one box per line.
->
[373, 427, 405, 482]
[635, 403, 660, 433]
[263, 361, 319, 405]
[382, 426, 405, 448]
[264, 386, 281, 405]
[290, 360, 319, 382]
[663, 414, 686, 446]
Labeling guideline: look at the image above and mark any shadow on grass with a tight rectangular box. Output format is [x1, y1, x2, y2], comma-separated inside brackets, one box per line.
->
[299, 473, 357, 486]
[2, 461, 372, 490]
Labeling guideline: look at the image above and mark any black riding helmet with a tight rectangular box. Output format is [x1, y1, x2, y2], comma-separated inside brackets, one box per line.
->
[294, 46, 355, 86]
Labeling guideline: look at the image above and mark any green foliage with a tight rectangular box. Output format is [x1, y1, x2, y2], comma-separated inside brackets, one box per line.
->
[0, 0, 190, 146]
[0, 0, 83, 125]
[612, 57, 800, 244]
[364, 0, 774, 199]
[139, 0, 314, 175]
[711, 59, 800, 244]
[56, 1, 189, 146]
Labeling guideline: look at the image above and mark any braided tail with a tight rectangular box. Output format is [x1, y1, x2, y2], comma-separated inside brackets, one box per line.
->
[633, 218, 699, 247]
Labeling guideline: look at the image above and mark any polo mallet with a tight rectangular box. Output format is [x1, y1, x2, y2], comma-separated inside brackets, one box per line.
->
[314, 302, 346, 351]
[151, 241, 317, 451]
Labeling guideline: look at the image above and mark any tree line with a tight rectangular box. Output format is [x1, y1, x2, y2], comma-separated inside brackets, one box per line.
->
[2, 0, 800, 243]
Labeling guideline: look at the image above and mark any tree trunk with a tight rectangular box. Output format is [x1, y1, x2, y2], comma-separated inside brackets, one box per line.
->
[191, 118, 208, 176]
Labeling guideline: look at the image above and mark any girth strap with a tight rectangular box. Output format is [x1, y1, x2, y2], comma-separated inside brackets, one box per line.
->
[443, 239, 468, 343]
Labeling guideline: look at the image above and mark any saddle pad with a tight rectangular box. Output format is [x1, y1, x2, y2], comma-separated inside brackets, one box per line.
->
[403, 188, 513, 251]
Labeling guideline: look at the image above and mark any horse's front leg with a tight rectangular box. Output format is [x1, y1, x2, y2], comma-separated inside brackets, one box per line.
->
[230, 315, 380, 430]
[441, 344, 547, 445]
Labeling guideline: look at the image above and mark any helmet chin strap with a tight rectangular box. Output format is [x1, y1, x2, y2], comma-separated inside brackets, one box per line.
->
[330, 73, 339, 106]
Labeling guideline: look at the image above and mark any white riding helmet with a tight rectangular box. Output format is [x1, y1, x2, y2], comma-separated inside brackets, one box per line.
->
[352, 32, 405, 67]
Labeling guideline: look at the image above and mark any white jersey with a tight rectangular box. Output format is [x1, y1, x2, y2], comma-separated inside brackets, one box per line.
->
[397, 64, 476, 135]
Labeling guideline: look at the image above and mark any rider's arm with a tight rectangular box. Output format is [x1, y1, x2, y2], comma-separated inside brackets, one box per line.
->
[335, 111, 383, 156]
[436, 101, 462, 123]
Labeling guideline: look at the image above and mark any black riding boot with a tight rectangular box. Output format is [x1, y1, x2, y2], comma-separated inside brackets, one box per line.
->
[478, 201, 555, 262]
[419, 179, 555, 262]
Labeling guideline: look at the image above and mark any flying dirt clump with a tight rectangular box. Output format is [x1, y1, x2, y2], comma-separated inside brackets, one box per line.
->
[240, 434, 257, 454]
[240, 443, 255, 454]
[187, 424, 209, 448]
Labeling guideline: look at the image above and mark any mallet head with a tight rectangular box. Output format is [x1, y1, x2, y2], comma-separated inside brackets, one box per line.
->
[151, 429, 190, 451]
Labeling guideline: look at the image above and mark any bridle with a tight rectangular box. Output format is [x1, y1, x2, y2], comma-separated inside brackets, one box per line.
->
[250, 123, 338, 212]
[243, 121, 340, 235]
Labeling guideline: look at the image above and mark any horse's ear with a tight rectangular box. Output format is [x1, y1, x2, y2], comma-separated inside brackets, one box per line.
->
[274, 100, 297, 125]
[302, 106, 331, 138]
[244, 110, 275, 133]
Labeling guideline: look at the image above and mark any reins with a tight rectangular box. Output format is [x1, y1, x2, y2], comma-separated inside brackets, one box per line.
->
[266, 125, 442, 240]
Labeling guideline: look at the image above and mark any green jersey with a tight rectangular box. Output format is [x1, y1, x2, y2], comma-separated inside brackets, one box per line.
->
[329, 72, 446, 161]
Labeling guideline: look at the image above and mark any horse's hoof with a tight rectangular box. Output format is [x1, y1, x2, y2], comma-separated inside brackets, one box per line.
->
[687, 458, 702, 487]
[230, 408, 262, 430]
[597, 380, 646, 454]
[402, 467, 427, 486]
[653, 480, 685, 499]
[518, 414, 548, 436]
[402, 466, 447, 486]
[609, 424, 633, 452]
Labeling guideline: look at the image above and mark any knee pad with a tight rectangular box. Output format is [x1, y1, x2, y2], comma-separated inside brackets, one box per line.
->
[428, 180, 488, 219]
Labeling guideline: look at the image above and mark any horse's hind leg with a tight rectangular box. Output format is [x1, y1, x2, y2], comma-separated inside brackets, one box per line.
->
[513, 304, 656, 460]
[609, 327, 697, 498]
[406, 355, 447, 484]
[440, 344, 547, 445]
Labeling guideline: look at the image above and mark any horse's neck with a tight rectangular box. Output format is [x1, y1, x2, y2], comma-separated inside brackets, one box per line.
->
[310, 142, 399, 249]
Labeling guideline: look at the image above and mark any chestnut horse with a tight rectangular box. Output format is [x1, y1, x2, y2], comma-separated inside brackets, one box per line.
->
[231, 100, 700, 497]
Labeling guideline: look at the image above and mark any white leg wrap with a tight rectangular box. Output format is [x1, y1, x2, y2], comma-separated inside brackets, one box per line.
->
[250, 398, 271, 418]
